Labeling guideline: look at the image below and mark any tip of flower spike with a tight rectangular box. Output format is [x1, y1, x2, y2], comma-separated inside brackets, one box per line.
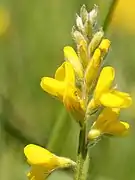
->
[24, 144, 55, 165]
[88, 4, 98, 26]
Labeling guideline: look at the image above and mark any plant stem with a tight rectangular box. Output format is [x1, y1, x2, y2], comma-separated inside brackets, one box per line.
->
[75, 123, 87, 180]
[103, 0, 119, 32]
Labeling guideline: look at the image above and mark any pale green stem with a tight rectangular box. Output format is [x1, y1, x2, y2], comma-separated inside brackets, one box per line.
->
[103, 0, 119, 32]
[74, 123, 87, 180]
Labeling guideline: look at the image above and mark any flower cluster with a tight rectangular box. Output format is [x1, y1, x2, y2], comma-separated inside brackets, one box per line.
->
[24, 5, 132, 180]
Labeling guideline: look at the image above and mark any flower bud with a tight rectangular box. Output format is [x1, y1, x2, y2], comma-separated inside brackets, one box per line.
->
[88, 129, 101, 140]
[76, 14, 84, 32]
[88, 5, 98, 26]
[77, 40, 88, 68]
[88, 30, 104, 56]
[99, 39, 111, 57]
[85, 48, 101, 91]
[80, 4, 88, 24]
[72, 29, 87, 46]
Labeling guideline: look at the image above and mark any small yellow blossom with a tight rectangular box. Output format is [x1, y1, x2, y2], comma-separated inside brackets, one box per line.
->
[40, 61, 85, 123]
[88, 107, 129, 140]
[88, 66, 132, 110]
[24, 144, 76, 180]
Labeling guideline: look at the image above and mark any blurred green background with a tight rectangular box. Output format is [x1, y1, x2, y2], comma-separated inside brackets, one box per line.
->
[0, 0, 135, 179]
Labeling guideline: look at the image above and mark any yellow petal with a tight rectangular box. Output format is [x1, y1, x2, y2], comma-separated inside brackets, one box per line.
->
[85, 48, 101, 90]
[104, 121, 130, 136]
[99, 39, 111, 56]
[24, 144, 59, 171]
[40, 77, 65, 100]
[91, 108, 129, 136]
[27, 166, 48, 180]
[100, 90, 132, 108]
[94, 66, 115, 100]
[93, 108, 119, 130]
[64, 46, 83, 78]
[64, 62, 75, 85]
[55, 63, 65, 81]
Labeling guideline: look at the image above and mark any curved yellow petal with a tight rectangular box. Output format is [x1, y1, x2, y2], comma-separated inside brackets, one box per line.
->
[27, 166, 48, 180]
[85, 48, 101, 90]
[64, 62, 75, 85]
[24, 144, 57, 166]
[104, 121, 130, 136]
[64, 46, 83, 78]
[94, 108, 119, 129]
[94, 66, 115, 100]
[40, 77, 65, 100]
[55, 63, 65, 81]
[100, 90, 132, 108]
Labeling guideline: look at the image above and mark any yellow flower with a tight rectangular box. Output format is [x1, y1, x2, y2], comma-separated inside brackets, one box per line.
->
[88, 66, 132, 110]
[40, 61, 85, 123]
[24, 144, 76, 180]
[88, 107, 129, 140]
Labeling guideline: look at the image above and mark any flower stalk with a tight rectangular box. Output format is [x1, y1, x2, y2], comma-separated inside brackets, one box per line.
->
[75, 122, 87, 180]
[23, 4, 132, 180]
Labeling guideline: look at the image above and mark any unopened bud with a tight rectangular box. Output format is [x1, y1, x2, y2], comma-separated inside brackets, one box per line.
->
[72, 29, 87, 46]
[99, 39, 111, 57]
[88, 30, 104, 56]
[80, 4, 88, 24]
[77, 40, 88, 68]
[84, 18, 92, 38]
[58, 156, 76, 168]
[85, 48, 101, 90]
[88, 129, 101, 140]
[76, 14, 84, 32]
[88, 5, 98, 26]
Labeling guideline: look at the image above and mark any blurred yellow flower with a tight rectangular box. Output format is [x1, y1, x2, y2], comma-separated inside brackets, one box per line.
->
[0, 7, 10, 35]
[88, 107, 129, 139]
[88, 66, 132, 110]
[111, 0, 135, 33]
[24, 144, 76, 180]
[40, 61, 85, 123]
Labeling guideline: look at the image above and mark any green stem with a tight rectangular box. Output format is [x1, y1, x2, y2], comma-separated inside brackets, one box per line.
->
[103, 0, 119, 32]
[75, 123, 87, 180]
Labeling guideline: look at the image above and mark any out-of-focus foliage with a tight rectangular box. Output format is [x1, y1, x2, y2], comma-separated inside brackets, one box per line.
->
[0, 0, 135, 180]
